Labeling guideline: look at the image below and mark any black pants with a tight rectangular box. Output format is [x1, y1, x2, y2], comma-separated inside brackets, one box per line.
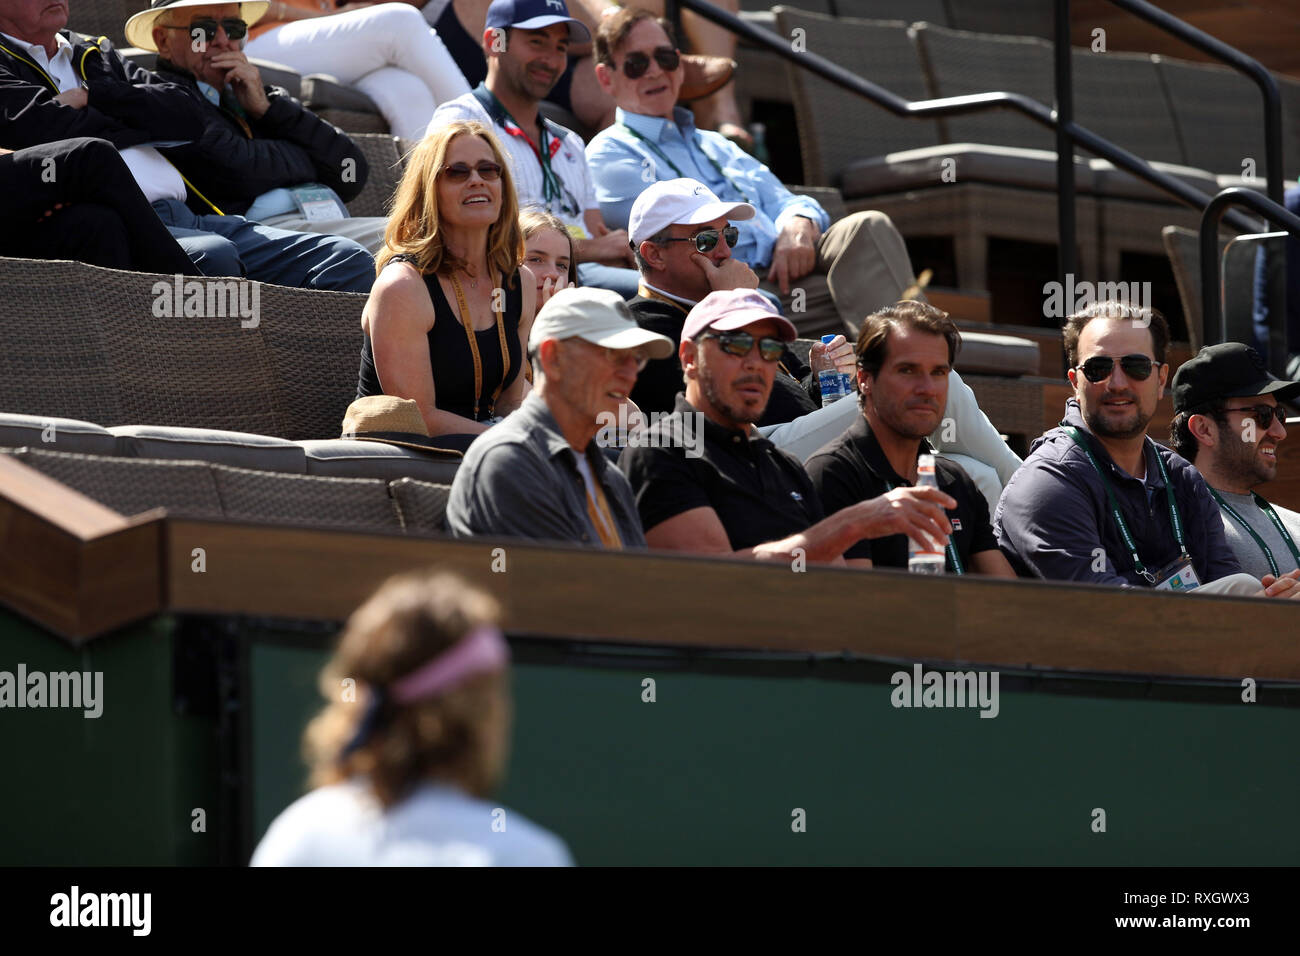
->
[0, 137, 200, 276]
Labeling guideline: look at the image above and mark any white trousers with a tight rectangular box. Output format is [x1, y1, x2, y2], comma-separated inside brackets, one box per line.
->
[246, 4, 472, 140]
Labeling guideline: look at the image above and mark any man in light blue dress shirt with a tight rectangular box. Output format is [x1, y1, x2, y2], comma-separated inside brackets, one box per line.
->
[584, 7, 919, 337]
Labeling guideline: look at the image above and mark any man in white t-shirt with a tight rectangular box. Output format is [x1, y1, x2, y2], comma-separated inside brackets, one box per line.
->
[427, 0, 639, 298]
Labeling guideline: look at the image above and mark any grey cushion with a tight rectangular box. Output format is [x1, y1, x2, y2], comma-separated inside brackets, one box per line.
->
[390, 478, 452, 534]
[840, 144, 1094, 199]
[1087, 158, 1220, 203]
[301, 74, 380, 113]
[109, 425, 306, 473]
[954, 332, 1039, 378]
[298, 439, 461, 483]
[0, 413, 118, 456]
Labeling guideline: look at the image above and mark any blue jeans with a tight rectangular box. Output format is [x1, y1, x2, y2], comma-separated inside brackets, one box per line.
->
[153, 199, 374, 292]
[577, 261, 640, 299]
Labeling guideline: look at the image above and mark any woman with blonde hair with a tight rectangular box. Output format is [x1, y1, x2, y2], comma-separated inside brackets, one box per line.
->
[251, 570, 572, 866]
[356, 121, 537, 451]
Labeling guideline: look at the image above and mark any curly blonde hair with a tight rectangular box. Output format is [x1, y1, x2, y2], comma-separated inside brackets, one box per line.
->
[379, 121, 524, 284]
[304, 570, 510, 808]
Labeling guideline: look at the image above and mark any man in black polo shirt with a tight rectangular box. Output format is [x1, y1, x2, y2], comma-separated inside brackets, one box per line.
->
[618, 289, 954, 563]
[805, 301, 1016, 575]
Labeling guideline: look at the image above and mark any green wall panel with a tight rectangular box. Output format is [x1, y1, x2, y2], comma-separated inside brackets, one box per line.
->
[0, 613, 221, 865]
[248, 640, 1300, 866]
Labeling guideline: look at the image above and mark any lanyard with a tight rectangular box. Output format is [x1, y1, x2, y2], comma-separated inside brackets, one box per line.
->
[883, 477, 963, 575]
[1210, 489, 1300, 578]
[448, 272, 510, 421]
[472, 85, 577, 216]
[1062, 426, 1185, 584]
[583, 470, 623, 549]
[618, 122, 754, 205]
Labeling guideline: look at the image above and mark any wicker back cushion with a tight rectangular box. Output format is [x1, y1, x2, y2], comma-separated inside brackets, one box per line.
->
[255, 284, 368, 440]
[1158, 58, 1268, 176]
[944, 0, 1053, 40]
[773, 8, 937, 187]
[1072, 49, 1184, 166]
[389, 478, 452, 534]
[68, 0, 140, 47]
[914, 22, 1055, 151]
[0, 258, 124, 424]
[93, 270, 286, 435]
[346, 133, 404, 218]
[211, 465, 401, 531]
[1, 448, 222, 518]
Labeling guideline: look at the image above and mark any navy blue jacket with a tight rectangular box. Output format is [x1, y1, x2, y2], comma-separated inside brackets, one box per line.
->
[993, 399, 1241, 587]
[1251, 183, 1299, 359]
[0, 31, 202, 149]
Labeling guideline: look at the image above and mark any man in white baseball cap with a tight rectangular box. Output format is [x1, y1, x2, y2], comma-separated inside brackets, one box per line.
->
[448, 287, 672, 548]
[625, 177, 857, 437]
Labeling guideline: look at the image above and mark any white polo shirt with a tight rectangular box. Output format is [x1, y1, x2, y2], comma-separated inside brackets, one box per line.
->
[2, 30, 186, 204]
[429, 91, 598, 239]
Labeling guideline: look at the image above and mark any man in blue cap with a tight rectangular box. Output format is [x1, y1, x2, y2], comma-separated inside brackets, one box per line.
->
[428, 0, 640, 297]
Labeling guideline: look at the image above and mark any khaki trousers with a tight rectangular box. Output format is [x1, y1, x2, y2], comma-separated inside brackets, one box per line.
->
[760, 210, 919, 340]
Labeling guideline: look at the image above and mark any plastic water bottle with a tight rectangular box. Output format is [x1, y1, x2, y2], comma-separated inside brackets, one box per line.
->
[908, 453, 946, 574]
[814, 333, 845, 407]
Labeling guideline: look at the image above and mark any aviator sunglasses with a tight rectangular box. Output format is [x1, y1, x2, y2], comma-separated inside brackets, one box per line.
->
[1076, 354, 1157, 383]
[440, 161, 503, 182]
[699, 331, 785, 362]
[164, 18, 248, 43]
[659, 226, 739, 254]
[618, 46, 681, 79]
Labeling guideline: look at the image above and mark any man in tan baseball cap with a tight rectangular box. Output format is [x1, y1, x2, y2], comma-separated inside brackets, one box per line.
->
[447, 287, 671, 548]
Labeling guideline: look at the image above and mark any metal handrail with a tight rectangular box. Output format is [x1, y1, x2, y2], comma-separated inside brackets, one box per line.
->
[659, 0, 1288, 365]
[1059, 0, 1287, 372]
[1200, 188, 1300, 352]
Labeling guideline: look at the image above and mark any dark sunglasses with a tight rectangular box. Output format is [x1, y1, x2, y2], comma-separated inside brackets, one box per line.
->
[1223, 403, 1281, 430]
[164, 18, 248, 43]
[659, 226, 739, 254]
[440, 161, 503, 183]
[619, 46, 681, 79]
[1077, 354, 1157, 383]
[699, 331, 785, 362]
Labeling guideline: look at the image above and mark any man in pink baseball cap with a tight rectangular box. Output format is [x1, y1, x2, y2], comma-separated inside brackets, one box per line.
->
[618, 288, 955, 564]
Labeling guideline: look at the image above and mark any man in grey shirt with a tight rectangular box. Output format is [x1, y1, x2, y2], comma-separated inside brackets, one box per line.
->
[447, 287, 673, 547]
[1169, 342, 1300, 579]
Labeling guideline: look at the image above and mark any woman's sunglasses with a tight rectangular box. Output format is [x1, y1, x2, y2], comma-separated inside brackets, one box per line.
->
[699, 331, 785, 362]
[1223, 404, 1281, 430]
[619, 46, 681, 79]
[659, 226, 739, 254]
[164, 18, 248, 43]
[440, 161, 503, 182]
[1076, 354, 1157, 383]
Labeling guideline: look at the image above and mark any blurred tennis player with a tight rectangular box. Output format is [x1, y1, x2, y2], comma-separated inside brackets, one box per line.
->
[251, 570, 572, 866]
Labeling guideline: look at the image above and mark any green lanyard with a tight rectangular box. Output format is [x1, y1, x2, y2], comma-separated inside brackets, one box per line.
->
[472, 85, 577, 216]
[1062, 426, 1186, 584]
[1209, 489, 1300, 578]
[883, 478, 964, 575]
[618, 122, 754, 205]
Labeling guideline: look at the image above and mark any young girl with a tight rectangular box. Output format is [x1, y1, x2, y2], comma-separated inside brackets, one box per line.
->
[520, 210, 579, 320]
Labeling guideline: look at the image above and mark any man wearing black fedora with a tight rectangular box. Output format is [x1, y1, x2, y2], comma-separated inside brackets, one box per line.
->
[1170, 342, 1300, 581]
[0, 0, 373, 290]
